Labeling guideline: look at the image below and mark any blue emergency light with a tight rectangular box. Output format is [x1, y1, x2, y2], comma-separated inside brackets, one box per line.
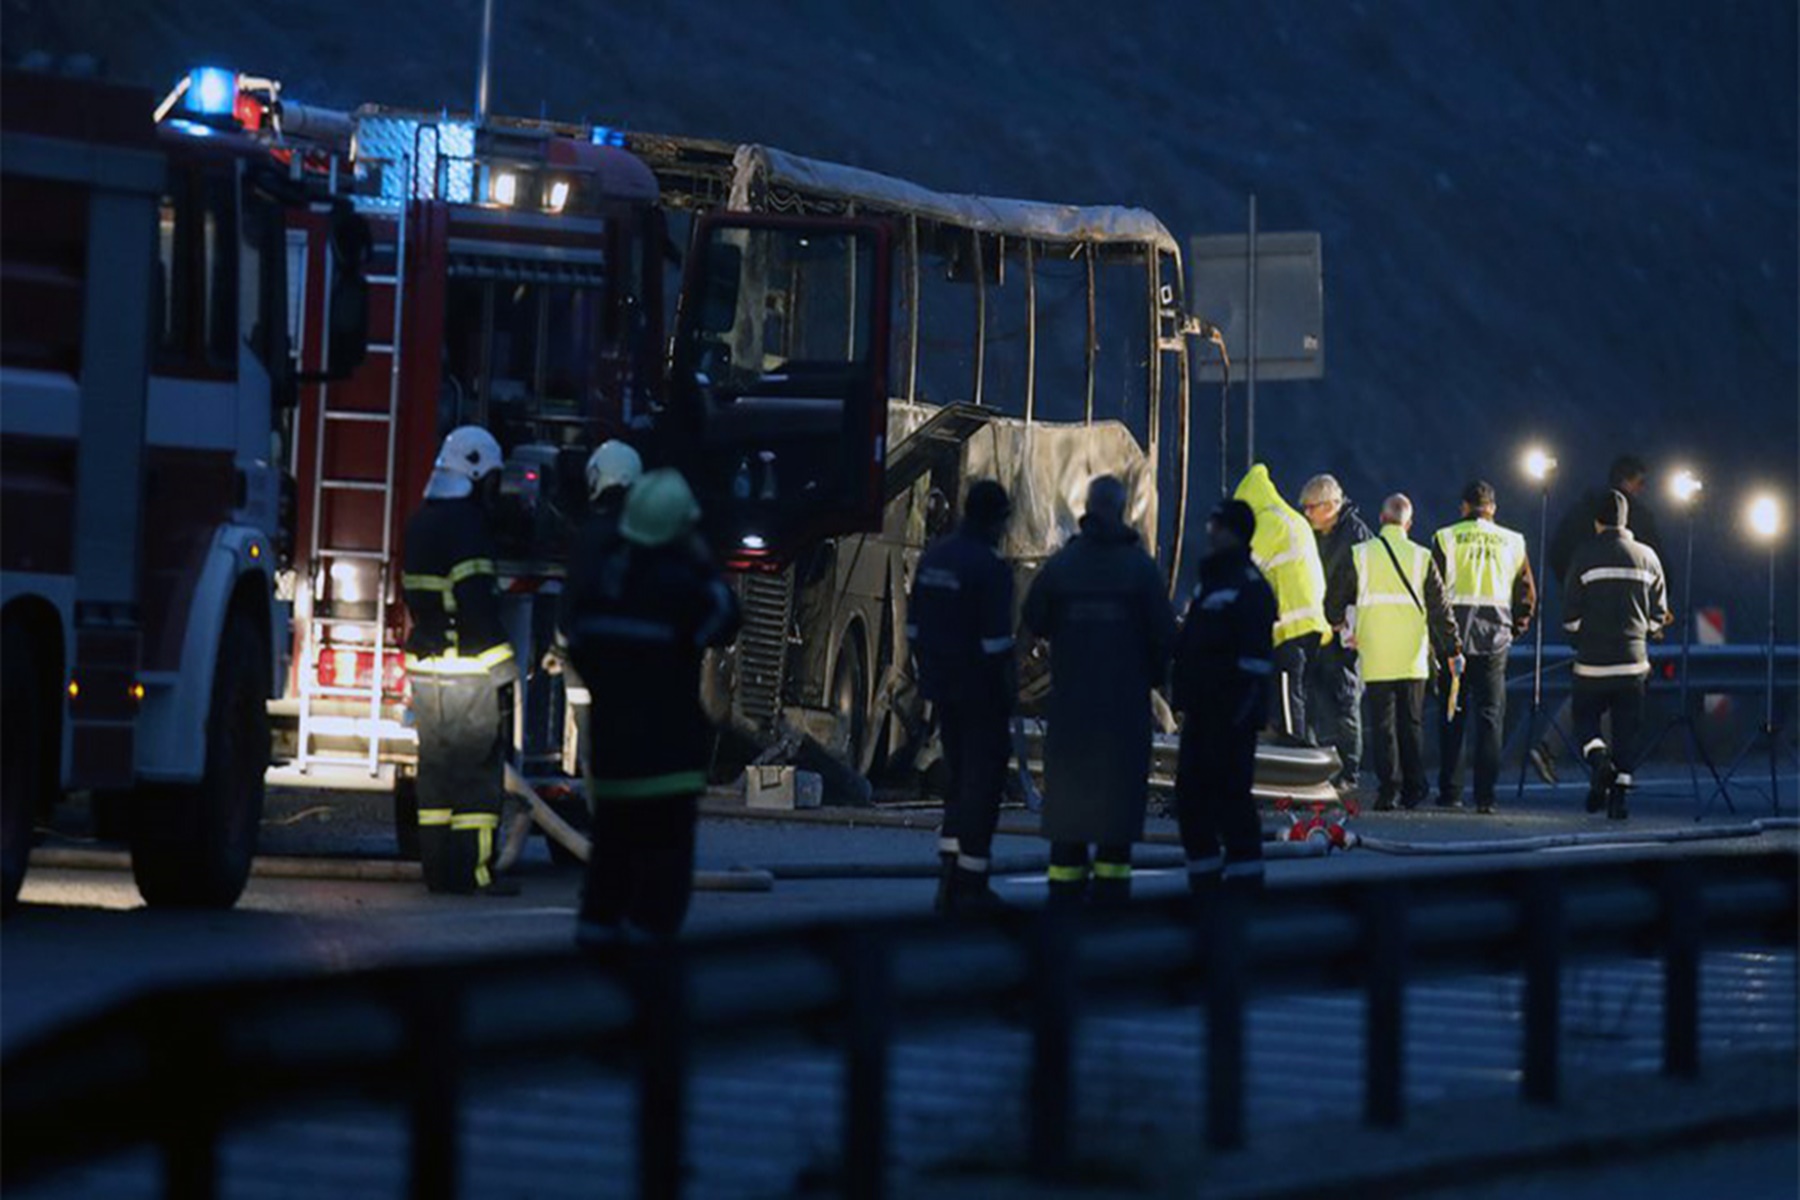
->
[590, 125, 627, 148]
[186, 67, 237, 116]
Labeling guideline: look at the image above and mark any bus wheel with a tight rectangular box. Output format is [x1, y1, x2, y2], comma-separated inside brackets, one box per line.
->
[832, 633, 869, 775]
[131, 609, 269, 909]
[2, 620, 44, 915]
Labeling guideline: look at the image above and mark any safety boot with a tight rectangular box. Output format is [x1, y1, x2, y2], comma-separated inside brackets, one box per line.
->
[933, 853, 957, 915]
[1585, 744, 1615, 814]
[945, 867, 1009, 917]
[1606, 772, 1632, 820]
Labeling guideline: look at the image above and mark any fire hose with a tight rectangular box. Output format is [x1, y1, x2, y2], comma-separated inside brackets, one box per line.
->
[1348, 816, 1800, 856]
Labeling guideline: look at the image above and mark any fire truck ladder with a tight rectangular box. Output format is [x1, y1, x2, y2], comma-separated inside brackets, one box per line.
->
[296, 156, 411, 777]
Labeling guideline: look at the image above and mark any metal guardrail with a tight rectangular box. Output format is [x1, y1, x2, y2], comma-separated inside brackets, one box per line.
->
[1507, 643, 1798, 695]
[3, 852, 1794, 1198]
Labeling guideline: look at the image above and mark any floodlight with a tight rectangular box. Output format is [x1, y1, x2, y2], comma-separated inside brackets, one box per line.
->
[491, 171, 518, 207]
[1520, 446, 1557, 483]
[1668, 468, 1703, 506]
[545, 179, 571, 213]
[1746, 493, 1782, 543]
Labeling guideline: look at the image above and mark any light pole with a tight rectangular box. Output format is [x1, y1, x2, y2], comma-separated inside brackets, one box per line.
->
[1513, 446, 1558, 803]
[1709, 492, 1790, 815]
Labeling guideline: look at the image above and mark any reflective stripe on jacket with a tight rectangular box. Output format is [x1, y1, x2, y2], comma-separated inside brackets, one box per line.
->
[1233, 464, 1330, 648]
[401, 496, 515, 677]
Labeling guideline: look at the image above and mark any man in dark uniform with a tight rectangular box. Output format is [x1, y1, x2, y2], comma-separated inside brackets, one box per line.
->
[402, 426, 518, 896]
[907, 479, 1016, 915]
[568, 469, 739, 942]
[1172, 499, 1276, 894]
[1021, 475, 1175, 906]
[1562, 488, 1671, 819]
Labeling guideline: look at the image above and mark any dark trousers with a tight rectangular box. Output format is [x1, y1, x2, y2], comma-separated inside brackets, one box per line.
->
[1175, 704, 1262, 871]
[1306, 640, 1363, 780]
[581, 794, 700, 940]
[1573, 674, 1648, 773]
[1048, 841, 1133, 903]
[937, 697, 1011, 866]
[1367, 679, 1427, 808]
[1438, 651, 1508, 805]
[412, 672, 508, 894]
[1272, 632, 1321, 742]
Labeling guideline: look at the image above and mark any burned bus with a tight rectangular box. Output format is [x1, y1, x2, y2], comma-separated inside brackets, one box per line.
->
[637, 140, 1200, 787]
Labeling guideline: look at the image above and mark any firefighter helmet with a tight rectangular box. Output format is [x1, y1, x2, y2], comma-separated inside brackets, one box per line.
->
[586, 439, 643, 500]
[425, 426, 503, 499]
[619, 468, 702, 547]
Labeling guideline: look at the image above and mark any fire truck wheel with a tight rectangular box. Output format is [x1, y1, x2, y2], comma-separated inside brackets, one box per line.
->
[2, 620, 45, 915]
[130, 609, 269, 909]
[832, 633, 870, 776]
[392, 774, 421, 860]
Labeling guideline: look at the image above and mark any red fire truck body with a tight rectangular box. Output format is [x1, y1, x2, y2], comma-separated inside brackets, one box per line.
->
[1, 69, 367, 909]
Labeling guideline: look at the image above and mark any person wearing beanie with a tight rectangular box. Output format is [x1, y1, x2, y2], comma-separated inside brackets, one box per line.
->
[1170, 499, 1276, 895]
[1431, 479, 1538, 813]
[1561, 488, 1672, 819]
[1022, 476, 1176, 908]
[907, 479, 1017, 915]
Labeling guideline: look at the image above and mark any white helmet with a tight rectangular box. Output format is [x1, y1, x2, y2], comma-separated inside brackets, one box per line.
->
[424, 426, 503, 500]
[585, 439, 643, 500]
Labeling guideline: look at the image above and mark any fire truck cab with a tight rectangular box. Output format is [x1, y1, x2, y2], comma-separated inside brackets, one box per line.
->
[0, 68, 368, 910]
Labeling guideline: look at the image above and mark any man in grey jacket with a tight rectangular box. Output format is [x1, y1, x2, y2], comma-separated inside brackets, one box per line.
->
[1562, 489, 1672, 819]
[1022, 476, 1176, 906]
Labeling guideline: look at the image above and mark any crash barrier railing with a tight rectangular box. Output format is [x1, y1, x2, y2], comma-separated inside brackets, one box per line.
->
[3, 852, 1794, 1199]
[1505, 643, 1797, 697]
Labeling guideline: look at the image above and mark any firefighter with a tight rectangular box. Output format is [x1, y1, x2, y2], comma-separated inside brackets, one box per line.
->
[569, 469, 740, 943]
[401, 426, 518, 896]
[1299, 473, 1374, 791]
[1432, 480, 1537, 813]
[1020, 475, 1175, 907]
[1562, 488, 1671, 819]
[1328, 494, 1462, 811]
[907, 479, 1016, 915]
[551, 439, 644, 773]
[1233, 465, 1330, 745]
[1172, 499, 1275, 894]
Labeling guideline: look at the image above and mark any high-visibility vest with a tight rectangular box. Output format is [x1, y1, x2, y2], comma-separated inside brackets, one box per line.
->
[1351, 526, 1433, 683]
[1233, 464, 1330, 648]
[1432, 518, 1527, 614]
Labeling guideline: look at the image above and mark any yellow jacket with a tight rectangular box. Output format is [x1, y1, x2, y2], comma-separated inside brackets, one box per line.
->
[1233, 464, 1331, 648]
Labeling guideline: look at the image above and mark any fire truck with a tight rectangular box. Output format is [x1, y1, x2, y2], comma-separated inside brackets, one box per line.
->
[0, 68, 368, 910]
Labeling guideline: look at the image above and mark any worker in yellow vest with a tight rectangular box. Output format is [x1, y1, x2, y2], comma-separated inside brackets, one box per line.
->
[1431, 480, 1537, 813]
[1233, 464, 1330, 745]
[1326, 494, 1462, 811]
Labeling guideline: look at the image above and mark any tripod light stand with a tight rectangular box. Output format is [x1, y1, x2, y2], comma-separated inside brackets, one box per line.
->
[1512, 446, 1572, 802]
[1707, 492, 1794, 815]
[1641, 470, 1729, 817]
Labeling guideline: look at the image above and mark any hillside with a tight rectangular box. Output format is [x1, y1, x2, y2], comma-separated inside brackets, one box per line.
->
[7, 0, 1796, 630]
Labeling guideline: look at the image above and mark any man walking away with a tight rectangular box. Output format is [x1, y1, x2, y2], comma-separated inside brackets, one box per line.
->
[1233, 465, 1331, 745]
[1538, 454, 1662, 782]
[569, 469, 740, 943]
[908, 480, 1017, 915]
[1433, 480, 1536, 813]
[1173, 500, 1275, 895]
[1299, 473, 1373, 791]
[1562, 489, 1671, 819]
[403, 427, 520, 896]
[1022, 476, 1175, 907]
[1330, 495, 1461, 811]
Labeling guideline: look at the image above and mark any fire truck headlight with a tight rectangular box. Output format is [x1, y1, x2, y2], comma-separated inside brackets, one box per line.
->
[545, 179, 571, 213]
[741, 533, 767, 550]
[187, 67, 237, 116]
[492, 171, 519, 207]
